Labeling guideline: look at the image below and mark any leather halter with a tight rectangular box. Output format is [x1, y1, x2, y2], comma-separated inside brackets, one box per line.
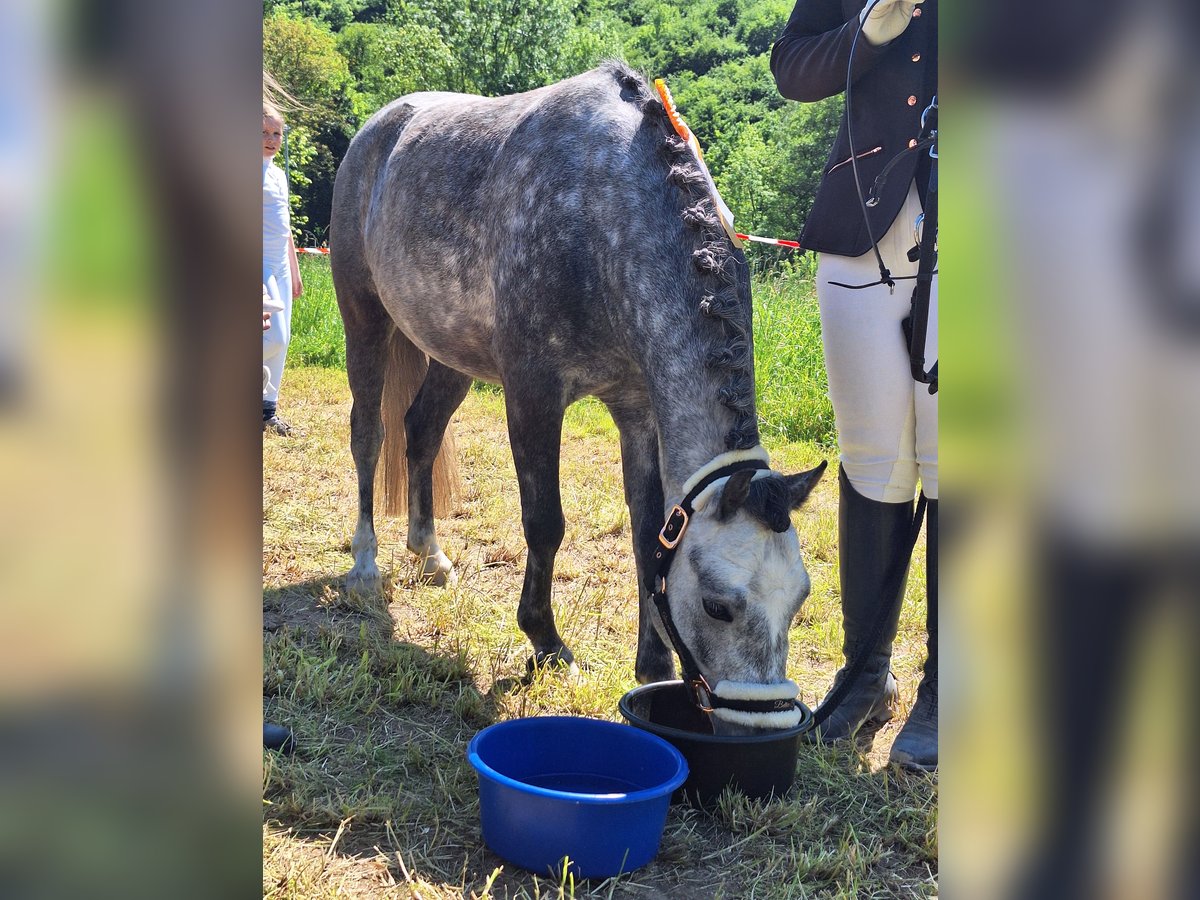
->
[650, 460, 798, 717]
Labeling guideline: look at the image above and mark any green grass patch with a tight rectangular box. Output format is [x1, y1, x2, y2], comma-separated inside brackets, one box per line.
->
[290, 256, 346, 369]
[753, 262, 836, 447]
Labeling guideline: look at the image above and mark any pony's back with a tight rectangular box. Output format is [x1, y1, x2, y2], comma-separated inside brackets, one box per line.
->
[333, 64, 699, 383]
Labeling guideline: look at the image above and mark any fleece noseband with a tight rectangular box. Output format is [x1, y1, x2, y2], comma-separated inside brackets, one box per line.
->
[651, 450, 801, 727]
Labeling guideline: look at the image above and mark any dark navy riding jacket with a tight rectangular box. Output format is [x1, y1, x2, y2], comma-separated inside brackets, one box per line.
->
[771, 0, 937, 257]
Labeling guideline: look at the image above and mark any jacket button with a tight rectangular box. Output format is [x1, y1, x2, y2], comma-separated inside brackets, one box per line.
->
[912, 53, 921, 62]
[907, 95, 918, 106]
[909, 138, 918, 148]
[912, 6, 922, 15]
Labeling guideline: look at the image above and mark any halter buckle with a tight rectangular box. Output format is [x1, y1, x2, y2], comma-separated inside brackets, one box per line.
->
[689, 674, 715, 713]
[658, 506, 689, 549]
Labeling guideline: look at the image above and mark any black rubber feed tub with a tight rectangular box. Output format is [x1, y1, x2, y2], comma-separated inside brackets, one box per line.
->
[619, 680, 812, 807]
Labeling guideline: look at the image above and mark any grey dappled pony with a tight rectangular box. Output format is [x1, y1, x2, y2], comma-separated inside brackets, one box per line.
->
[330, 61, 826, 730]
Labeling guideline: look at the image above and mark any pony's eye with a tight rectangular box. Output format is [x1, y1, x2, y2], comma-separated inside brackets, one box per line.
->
[702, 597, 733, 622]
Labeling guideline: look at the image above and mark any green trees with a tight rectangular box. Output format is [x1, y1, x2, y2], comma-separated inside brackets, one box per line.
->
[263, 10, 357, 241]
[262, 0, 841, 253]
[414, 0, 577, 95]
[336, 21, 453, 113]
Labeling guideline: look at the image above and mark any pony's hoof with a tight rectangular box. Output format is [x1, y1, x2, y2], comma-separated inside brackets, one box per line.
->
[418, 553, 455, 587]
[346, 564, 383, 595]
[524, 649, 580, 681]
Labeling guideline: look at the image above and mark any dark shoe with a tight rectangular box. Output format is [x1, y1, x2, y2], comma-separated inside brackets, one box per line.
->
[889, 672, 937, 771]
[806, 466, 916, 747]
[890, 496, 937, 771]
[263, 415, 296, 436]
[263, 723, 295, 754]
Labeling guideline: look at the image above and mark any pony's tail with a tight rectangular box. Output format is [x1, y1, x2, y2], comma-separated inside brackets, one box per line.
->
[377, 330, 461, 518]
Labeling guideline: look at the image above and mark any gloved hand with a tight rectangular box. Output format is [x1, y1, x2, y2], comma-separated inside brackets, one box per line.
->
[859, 0, 924, 47]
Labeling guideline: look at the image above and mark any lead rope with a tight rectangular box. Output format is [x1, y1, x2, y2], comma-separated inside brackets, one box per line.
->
[829, 0, 939, 302]
[844, 0, 894, 292]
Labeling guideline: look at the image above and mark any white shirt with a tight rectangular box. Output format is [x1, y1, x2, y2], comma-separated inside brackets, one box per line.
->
[263, 160, 291, 271]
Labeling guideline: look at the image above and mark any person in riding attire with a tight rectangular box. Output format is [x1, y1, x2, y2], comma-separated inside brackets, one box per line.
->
[772, 0, 937, 770]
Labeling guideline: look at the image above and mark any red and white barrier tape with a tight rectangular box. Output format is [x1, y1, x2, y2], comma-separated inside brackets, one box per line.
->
[299, 247, 329, 255]
[735, 233, 800, 249]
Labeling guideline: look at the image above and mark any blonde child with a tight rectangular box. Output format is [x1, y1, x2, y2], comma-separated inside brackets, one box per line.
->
[262, 102, 303, 435]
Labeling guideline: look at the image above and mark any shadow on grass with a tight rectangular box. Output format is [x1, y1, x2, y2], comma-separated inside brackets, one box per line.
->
[262, 573, 504, 863]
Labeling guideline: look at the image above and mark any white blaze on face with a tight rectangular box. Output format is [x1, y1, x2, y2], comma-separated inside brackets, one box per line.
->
[655, 449, 827, 733]
[667, 470, 810, 687]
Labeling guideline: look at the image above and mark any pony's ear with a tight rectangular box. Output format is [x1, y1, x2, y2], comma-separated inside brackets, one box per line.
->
[744, 476, 793, 533]
[786, 460, 828, 510]
[717, 469, 755, 521]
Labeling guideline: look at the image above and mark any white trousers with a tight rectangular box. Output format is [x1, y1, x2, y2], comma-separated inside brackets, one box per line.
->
[262, 264, 292, 405]
[817, 184, 938, 503]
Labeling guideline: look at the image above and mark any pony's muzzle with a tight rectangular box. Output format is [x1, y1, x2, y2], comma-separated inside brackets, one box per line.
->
[709, 679, 803, 732]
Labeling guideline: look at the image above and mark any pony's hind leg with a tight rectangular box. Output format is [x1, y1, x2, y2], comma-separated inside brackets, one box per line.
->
[505, 385, 575, 672]
[341, 294, 393, 593]
[404, 360, 471, 585]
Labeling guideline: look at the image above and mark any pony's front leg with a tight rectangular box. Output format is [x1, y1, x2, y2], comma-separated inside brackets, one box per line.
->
[610, 404, 674, 684]
[505, 389, 575, 673]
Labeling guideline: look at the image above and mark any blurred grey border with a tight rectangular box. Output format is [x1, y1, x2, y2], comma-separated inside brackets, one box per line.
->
[1, 1, 262, 898]
[944, 0, 1199, 897]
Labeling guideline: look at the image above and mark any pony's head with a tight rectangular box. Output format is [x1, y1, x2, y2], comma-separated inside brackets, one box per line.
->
[656, 456, 827, 735]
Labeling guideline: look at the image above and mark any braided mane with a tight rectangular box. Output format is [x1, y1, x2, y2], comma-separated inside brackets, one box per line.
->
[603, 61, 759, 451]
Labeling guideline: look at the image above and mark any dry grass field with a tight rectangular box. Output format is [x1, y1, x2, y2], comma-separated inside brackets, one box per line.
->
[263, 367, 936, 898]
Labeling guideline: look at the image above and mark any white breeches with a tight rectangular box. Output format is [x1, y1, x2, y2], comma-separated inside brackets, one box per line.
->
[262, 264, 292, 404]
[817, 184, 938, 503]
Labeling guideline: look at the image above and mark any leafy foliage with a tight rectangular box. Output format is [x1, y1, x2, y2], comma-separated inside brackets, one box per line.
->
[336, 21, 453, 114]
[263, 10, 358, 241]
[263, 10, 352, 106]
[264, 0, 369, 31]
[399, 0, 578, 96]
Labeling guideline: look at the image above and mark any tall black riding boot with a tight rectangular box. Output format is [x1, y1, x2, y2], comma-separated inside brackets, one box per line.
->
[807, 465, 915, 747]
[890, 496, 937, 771]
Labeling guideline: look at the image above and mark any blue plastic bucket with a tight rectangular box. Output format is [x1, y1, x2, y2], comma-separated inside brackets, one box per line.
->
[467, 716, 688, 878]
